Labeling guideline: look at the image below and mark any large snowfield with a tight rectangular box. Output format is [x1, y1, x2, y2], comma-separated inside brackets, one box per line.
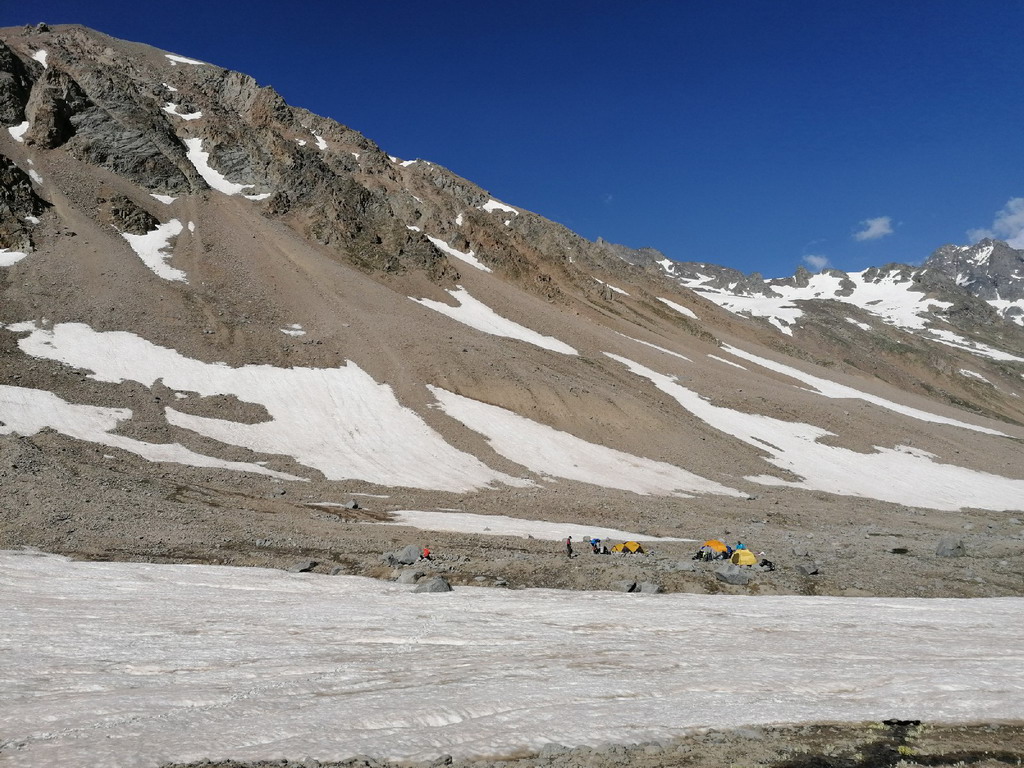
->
[2, 550, 1022, 768]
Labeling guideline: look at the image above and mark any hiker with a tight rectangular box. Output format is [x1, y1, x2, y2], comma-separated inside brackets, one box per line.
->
[590, 538, 601, 554]
[735, 541, 746, 550]
[421, 546, 432, 561]
[565, 536, 573, 558]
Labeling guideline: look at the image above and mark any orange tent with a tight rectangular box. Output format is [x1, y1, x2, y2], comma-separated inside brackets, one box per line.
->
[702, 539, 728, 553]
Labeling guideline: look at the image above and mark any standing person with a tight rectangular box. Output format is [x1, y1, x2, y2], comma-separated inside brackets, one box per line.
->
[565, 536, 573, 558]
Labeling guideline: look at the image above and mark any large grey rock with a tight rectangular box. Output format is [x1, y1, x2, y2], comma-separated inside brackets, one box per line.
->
[287, 559, 317, 573]
[637, 581, 664, 594]
[413, 576, 452, 593]
[796, 563, 820, 576]
[715, 564, 751, 585]
[614, 580, 637, 593]
[393, 544, 421, 565]
[396, 569, 424, 584]
[936, 537, 966, 558]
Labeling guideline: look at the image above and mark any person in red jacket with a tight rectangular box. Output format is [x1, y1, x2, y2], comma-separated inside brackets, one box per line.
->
[565, 536, 573, 558]
[421, 546, 432, 561]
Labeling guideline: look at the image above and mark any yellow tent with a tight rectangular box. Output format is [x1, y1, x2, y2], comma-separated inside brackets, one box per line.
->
[611, 541, 645, 554]
[730, 549, 758, 566]
[702, 539, 728, 553]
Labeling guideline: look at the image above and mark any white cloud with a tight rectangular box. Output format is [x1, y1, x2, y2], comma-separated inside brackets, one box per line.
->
[968, 198, 1024, 248]
[853, 216, 893, 241]
[802, 254, 830, 270]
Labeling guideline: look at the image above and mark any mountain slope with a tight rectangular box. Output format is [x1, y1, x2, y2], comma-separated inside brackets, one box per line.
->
[1, 24, 1022, 598]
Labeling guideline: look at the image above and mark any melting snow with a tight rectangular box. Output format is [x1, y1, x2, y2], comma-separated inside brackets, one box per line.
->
[150, 194, 176, 205]
[24, 215, 40, 224]
[384, 509, 693, 542]
[0, 385, 298, 480]
[658, 297, 698, 319]
[412, 288, 578, 355]
[708, 354, 746, 370]
[184, 138, 253, 195]
[679, 271, 953, 335]
[400, 159, 417, 167]
[161, 103, 202, 120]
[7, 120, 29, 142]
[425, 235, 491, 273]
[959, 369, 991, 384]
[606, 353, 1024, 511]
[28, 169, 43, 184]
[927, 328, 1024, 363]
[31, 49, 48, 67]
[594, 278, 629, 296]
[721, 344, 1008, 436]
[280, 324, 305, 337]
[429, 386, 745, 498]
[120, 219, 187, 282]
[165, 53, 206, 65]
[244, 192, 271, 201]
[312, 131, 328, 150]
[8, 323, 528, 492]
[617, 333, 691, 362]
[480, 199, 518, 215]
[3, 551, 1022, 767]
[455, 212, 464, 226]
[163, 82, 177, 92]
[845, 317, 872, 331]
[0, 249, 29, 267]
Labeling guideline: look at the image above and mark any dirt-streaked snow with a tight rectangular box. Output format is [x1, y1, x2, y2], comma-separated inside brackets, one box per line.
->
[8, 322, 530, 492]
[607, 353, 1024, 511]
[0, 385, 299, 480]
[425, 235, 492, 272]
[183, 138, 253, 195]
[429, 386, 746, 498]
[721, 344, 1008, 436]
[412, 287, 578, 355]
[383, 509, 693, 542]
[2, 550, 1021, 768]
[120, 219, 186, 282]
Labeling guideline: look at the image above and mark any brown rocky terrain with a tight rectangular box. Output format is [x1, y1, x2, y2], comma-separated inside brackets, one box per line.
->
[1, 23, 1022, 602]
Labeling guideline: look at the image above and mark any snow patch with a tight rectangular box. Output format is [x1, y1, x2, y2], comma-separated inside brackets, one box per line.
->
[31, 49, 48, 68]
[594, 278, 629, 296]
[429, 386, 746, 498]
[9, 323, 529, 492]
[0, 385, 299, 480]
[312, 132, 327, 150]
[7, 120, 29, 142]
[150, 194, 176, 205]
[165, 53, 206, 65]
[412, 287, 577, 355]
[425, 235, 491, 273]
[183, 138, 253, 195]
[722, 344, 1007, 436]
[658, 297, 698, 319]
[280, 324, 306, 337]
[384, 509, 694, 542]
[708, 354, 746, 370]
[607, 353, 1024, 511]
[0, 249, 29, 267]
[120, 219, 187, 282]
[161, 103, 203, 120]
[480, 199, 518, 215]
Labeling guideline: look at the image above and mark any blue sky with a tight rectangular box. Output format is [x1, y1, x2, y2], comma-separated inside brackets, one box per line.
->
[8, 1, 1024, 276]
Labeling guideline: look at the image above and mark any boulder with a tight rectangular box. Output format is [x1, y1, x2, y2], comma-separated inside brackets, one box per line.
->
[396, 569, 424, 584]
[413, 576, 453, 593]
[614, 580, 637, 593]
[715, 564, 751, 585]
[287, 559, 317, 573]
[637, 582, 664, 594]
[796, 563, 820, 576]
[392, 544, 421, 565]
[936, 537, 966, 558]
[343, 499, 360, 510]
